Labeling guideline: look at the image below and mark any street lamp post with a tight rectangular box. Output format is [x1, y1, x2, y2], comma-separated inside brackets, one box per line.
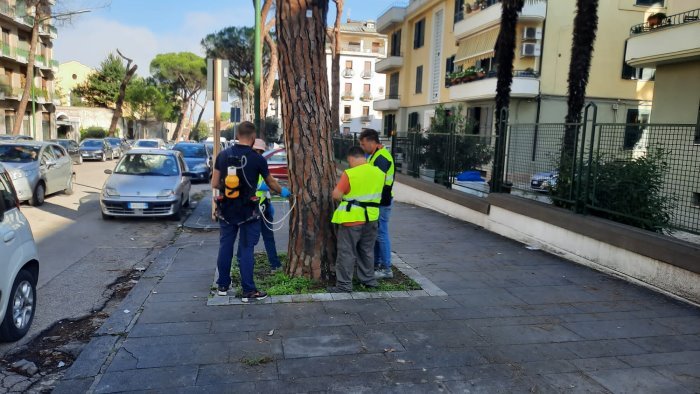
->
[254, 0, 261, 132]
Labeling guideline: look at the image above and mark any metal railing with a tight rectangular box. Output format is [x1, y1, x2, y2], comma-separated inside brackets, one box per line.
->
[361, 70, 373, 79]
[341, 91, 354, 100]
[360, 92, 373, 101]
[505, 105, 700, 234]
[630, 8, 700, 35]
[342, 68, 354, 78]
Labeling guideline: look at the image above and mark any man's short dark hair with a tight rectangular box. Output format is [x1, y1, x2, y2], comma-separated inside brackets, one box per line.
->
[237, 121, 256, 139]
[359, 129, 380, 143]
[347, 146, 366, 158]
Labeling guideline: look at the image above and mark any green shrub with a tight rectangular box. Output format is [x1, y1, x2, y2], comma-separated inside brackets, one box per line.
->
[552, 148, 676, 232]
[80, 126, 108, 140]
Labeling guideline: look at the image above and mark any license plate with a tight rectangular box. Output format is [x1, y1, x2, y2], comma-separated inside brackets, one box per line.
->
[82, 154, 90, 157]
[128, 202, 148, 209]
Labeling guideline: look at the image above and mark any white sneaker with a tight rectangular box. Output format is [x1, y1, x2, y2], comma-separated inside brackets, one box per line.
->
[374, 268, 394, 279]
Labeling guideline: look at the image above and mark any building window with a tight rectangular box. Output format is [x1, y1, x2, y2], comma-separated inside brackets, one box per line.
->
[390, 29, 402, 56]
[345, 60, 353, 69]
[622, 42, 655, 80]
[343, 127, 350, 134]
[408, 112, 419, 130]
[4, 110, 14, 134]
[383, 113, 396, 136]
[344, 82, 352, 93]
[454, 0, 465, 22]
[362, 106, 370, 116]
[343, 105, 351, 122]
[389, 73, 399, 98]
[623, 109, 647, 149]
[413, 19, 425, 49]
[635, 0, 664, 6]
[415, 66, 423, 94]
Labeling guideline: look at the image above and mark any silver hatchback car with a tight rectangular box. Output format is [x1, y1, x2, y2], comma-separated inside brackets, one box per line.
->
[100, 149, 193, 220]
[0, 142, 75, 206]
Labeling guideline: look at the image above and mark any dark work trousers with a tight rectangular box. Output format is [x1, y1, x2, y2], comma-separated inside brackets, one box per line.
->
[217, 217, 261, 293]
[335, 221, 379, 292]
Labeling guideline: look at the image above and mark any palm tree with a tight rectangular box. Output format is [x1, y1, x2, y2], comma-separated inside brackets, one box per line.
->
[563, 0, 599, 153]
[491, 0, 525, 191]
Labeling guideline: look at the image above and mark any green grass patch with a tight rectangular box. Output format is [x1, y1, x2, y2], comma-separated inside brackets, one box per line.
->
[229, 253, 421, 296]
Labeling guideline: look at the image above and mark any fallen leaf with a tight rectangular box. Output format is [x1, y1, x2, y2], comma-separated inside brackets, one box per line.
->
[123, 309, 130, 314]
[267, 329, 275, 336]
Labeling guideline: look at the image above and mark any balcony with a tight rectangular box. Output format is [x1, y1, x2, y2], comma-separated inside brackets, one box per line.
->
[377, 3, 407, 34]
[361, 115, 372, 123]
[15, 47, 29, 63]
[342, 68, 354, 78]
[373, 95, 400, 111]
[361, 70, 373, 79]
[51, 59, 59, 72]
[341, 91, 354, 101]
[448, 70, 539, 101]
[39, 25, 58, 39]
[360, 92, 373, 101]
[454, 0, 546, 40]
[375, 55, 403, 73]
[626, 8, 700, 68]
[342, 114, 352, 122]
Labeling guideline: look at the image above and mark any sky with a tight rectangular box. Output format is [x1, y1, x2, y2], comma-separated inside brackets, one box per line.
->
[54, 0, 389, 74]
[53, 0, 389, 121]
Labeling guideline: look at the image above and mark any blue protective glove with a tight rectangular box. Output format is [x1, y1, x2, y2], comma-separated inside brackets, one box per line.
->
[280, 187, 291, 198]
[258, 182, 270, 192]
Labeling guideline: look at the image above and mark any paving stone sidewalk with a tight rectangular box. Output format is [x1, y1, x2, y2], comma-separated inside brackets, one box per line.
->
[55, 203, 700, 393]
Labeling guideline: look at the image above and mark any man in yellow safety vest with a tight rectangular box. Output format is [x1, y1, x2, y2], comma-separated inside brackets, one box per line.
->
[327, 146, 386, 293]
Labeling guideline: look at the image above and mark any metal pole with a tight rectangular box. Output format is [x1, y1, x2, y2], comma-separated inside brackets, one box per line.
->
[254, 0, 262, 132]
[212, 59, 222, 219]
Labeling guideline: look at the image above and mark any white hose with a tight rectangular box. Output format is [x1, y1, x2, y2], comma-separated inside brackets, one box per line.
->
[259, 195, 297, 232]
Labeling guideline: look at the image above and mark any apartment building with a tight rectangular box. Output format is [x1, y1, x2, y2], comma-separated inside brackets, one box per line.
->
[375, 0, 657, 134]
[325, 19, 387, 135]
[0, 0, 57, 140]
[56, 60, 93, 106]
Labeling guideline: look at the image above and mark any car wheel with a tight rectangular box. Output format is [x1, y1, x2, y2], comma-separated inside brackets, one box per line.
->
[77, 155, 83, 165]
[29, 182, 45, 206]
[64, 173, 76, 195]
[0, 269, 37, 342]
[101, 153, 107, 162]
[101, 211, 113, 220]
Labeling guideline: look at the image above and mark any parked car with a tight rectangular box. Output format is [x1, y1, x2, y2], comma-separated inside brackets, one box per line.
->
[80, 139, 115, 161]
[100, 149, 193, 220]
[172, 142, 211, 182]
[0, 142, 75, 206]
[0, 135, 33, 141]
[105, 138, 130, 159]
[164, 141, 176, 150]
[133, 139, 166, 150]
[263, 148, 288, 180]
[530, 170, 558, 192]
[0, 163, 39, 342]
[49, 139, 82, 165]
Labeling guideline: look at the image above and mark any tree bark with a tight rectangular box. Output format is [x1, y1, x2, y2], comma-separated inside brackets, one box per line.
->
[12, 1, 43, 135]
[563, 0, 599, 154]
[171, 98, 189, 141]
[491, 0, 524, 191]
[109, 49, 138, 137]
[330, 0, 343, 134]
[277, 0, 337, 280]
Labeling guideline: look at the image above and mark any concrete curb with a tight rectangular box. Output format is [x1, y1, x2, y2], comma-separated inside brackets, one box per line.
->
[206, 252, 447, 306]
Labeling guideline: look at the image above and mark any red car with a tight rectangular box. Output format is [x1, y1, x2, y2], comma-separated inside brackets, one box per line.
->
[263, 148, 288, 180]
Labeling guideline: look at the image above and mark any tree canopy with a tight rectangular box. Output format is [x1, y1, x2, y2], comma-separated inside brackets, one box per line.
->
[125, 78, 175, 122]
[72, 53, 127, 108]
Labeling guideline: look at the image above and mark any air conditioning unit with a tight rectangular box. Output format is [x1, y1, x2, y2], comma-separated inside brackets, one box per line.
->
[523, 27, 542, 40]
[521, 43, 541, 57]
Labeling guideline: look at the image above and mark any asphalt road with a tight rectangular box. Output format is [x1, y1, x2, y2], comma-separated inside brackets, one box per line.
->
[0, 157, 208, 355]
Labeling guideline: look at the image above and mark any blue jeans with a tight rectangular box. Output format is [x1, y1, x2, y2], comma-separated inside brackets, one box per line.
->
[217, 218, 261, 293]
[237, 202, 281, 269]
[374, 204, 392, 269]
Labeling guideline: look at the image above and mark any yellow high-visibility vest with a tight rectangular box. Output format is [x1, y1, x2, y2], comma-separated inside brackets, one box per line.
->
[331, 163, 385, 224]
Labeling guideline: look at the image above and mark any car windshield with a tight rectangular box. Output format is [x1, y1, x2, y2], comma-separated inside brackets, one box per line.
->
[52, 140, 70, 148]
[81, 140, 103, 148]
[105, 138, 121, 146]
[174, 144, 207, 158]
[0, 145, 40, 163]
[266, 151, 287, 163]
[115, 154, 179, 176]
[135, 140, 158, 148]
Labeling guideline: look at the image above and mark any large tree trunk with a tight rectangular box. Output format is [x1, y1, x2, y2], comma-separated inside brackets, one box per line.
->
[491, 0, 524, 191]
[109, 50, 137, 137]
[171, 99, 189, 141]
[277, 0, 337, 280]
[12, 2, 42, 136]
[563, 0, 599, 153]
[330, 0, 343, 134]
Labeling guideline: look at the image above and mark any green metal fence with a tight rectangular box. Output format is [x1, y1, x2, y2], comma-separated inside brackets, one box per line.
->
[505, 105, 700, 234]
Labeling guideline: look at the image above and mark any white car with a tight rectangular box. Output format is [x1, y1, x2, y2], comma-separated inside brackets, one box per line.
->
[0, 163, 39, 342]
[133, 139, 166, 150]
